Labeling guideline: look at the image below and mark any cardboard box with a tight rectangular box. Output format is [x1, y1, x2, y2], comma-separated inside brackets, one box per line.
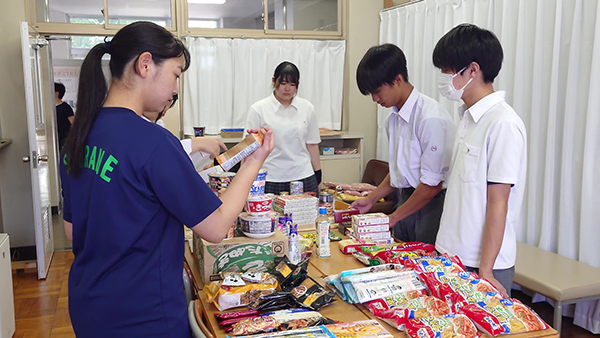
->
[216, 130, 265, 171]
[220, 128, 244, 138]
[352, 213, 389, 226]
[193, 231, 288, 285]
[321, 146, 335, 155]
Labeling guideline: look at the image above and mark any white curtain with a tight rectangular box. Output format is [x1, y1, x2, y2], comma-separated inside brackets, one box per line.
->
[183, 37, 346, 135]
[380, 0, 600, 333]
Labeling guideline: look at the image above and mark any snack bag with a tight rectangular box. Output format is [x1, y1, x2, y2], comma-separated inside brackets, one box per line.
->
[290, 276, 336, 310]
[365, 290, 429, 313]
[404, 254, 466, 274]
[231, 315, 280, 336]
[460, 299, 549, 336]
[370, 296, 451, 330]
[204, 279, 278, 311]
[323, 320, 394, 338]
[404, 314, 481, 338]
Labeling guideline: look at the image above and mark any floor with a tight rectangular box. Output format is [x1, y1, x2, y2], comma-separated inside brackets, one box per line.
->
[12, 251, 75, 338]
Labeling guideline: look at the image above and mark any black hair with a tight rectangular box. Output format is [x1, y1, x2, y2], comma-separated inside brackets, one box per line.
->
[356, 44, 409, 95]
[54, 83, 66, 99]
[273, 61, 300, 88]
[63, 21, 191, 176]
[432, 23, 503, 83]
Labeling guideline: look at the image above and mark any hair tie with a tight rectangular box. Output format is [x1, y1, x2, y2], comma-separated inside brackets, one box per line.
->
[105, 41, 112, 55]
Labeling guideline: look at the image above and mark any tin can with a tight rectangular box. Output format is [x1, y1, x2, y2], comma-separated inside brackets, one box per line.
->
[319, 191, 334, 215]
[208, 172, 236, 197]
[290, 181, 304, 195]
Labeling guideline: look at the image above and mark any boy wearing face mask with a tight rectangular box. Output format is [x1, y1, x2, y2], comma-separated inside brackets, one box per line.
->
[433, 24, 527, 298]
[352, 44, 455, 245]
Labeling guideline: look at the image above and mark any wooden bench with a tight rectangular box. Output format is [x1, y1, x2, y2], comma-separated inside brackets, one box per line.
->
[514, 241, 600, 334]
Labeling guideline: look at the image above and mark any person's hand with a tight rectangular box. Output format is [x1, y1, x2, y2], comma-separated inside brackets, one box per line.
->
[244, 127, 274, 165]
[479, 272, 509, 298]
[350, 197, 375, 214]
[191, 137, 227, 158]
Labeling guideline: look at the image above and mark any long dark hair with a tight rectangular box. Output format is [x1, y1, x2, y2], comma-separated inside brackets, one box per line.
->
[273, 61, 300, 88]
[63, 21, 191, 176]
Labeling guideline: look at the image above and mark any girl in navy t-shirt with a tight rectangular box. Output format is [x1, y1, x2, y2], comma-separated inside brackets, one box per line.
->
[60, 21, 273, 337]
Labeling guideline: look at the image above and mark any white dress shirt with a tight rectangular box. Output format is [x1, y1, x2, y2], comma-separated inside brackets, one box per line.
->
[386, 88, 455, 189]
[245, 93, 321, 182]
[436, 91, 527, 269]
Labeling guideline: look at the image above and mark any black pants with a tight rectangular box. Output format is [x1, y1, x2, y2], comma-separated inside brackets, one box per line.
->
[393, 187, 446, 245]
[265, 174, 319, 195]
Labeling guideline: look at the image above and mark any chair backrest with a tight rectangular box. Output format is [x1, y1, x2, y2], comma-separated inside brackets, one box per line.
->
[362, 159, 390, 186]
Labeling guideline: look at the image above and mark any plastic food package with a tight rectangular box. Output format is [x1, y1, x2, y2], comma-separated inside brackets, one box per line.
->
[364, 290, 430, 313]
[227, 326, 331, 338]
[460, 298, 549, 336]
[290, 276, 336, 311]
[340, 269, 427, 304]
[404, 314, 481, 338]
[323, 320, 394, 338]
[231, 315, 280, 336]
[369, 296, 451, 330]
[248, 292, 299, 312]
[204, 278, 278, 311]
[271, 256, 310, 291]
[215, 309, 260, 321]
[421, 272, 503, 311]
[404, 254, 466, 274]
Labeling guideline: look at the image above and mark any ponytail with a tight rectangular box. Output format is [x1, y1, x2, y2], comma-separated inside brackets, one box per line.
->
[63, 42, 109, 176]
[63, 21, 190, 177]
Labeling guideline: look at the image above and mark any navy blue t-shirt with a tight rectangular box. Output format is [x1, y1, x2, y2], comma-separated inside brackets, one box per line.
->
[60, 107, 221, 337]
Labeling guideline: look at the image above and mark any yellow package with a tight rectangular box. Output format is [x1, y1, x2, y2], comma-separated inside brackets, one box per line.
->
[204, 280, 279, 311]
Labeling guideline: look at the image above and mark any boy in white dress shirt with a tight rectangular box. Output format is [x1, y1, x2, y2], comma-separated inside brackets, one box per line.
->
[352, 44, 455, 245]
[433, 24, 528, 297]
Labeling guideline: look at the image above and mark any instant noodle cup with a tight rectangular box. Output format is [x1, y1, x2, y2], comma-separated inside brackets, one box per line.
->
[239, 212, 277, 238]
[245, 193, 275, 216]
[249, 169, 268, 196]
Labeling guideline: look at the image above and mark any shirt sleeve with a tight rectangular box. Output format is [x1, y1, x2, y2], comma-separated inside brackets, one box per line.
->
[144, 137, 222, 228]
[66, 104, 74, 117]
[418, 116, 456, 186]
[487, 120, 526, 184]
[305, 104, 321, 144]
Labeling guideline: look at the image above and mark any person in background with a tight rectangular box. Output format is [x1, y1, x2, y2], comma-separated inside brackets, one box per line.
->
[245, 61, 321, 195]
[432, 24, 527, 297]
[142, 94, 226, 168]
[54, 82, 74, 150]
[351, 44, 455, 245]
[60, 21, 274, 337]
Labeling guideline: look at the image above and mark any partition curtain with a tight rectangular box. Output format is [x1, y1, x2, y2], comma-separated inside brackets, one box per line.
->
[183, 37, 346, 135]
[380, 0, 600, 332]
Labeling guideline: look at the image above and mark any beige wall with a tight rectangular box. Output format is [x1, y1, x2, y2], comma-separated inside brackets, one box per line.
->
[0, 0, 36, 246]
[344, 0, 383, 169]
[293, 0, 338, 31]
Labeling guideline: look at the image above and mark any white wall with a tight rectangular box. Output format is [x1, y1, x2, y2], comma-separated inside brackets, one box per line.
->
[0, 0, 37, 247]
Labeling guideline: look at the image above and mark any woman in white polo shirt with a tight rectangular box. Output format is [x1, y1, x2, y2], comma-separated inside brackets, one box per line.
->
[245, 61, 322, 195]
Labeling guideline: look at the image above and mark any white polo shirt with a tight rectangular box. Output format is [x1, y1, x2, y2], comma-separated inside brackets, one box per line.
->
[436, 91, 527, 270]
[386, 88, 455, 189]
[245, 93, 321, 182]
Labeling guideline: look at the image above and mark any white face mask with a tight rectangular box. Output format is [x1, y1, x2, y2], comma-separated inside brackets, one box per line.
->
[437, 67, 473, 101]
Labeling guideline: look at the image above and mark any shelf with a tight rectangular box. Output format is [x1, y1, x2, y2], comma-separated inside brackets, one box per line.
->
[321, 154, 360, 160]
[320, 133, 364, 140]
[0, 139, 12, 151]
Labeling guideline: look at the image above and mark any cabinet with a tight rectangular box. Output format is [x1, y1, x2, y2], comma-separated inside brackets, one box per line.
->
[319, 133, 364, 183]
[0, 234, 15, 338]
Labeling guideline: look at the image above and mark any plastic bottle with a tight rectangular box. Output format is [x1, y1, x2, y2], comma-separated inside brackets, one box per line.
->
[315, 207, 331, 258]
[288, 223, 301, 264]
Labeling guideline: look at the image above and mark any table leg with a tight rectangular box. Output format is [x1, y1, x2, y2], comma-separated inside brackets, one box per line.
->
[553, 300, 562, 335]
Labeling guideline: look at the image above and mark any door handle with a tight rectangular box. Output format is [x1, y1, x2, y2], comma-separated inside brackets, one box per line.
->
[23, 156, 30, 163]
[38, 155, 48, 162]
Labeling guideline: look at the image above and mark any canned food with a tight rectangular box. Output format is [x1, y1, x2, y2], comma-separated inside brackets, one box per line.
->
[290, 181, 303, 195]
[319, 191, 334, 204]
[208, 172, 236, 197]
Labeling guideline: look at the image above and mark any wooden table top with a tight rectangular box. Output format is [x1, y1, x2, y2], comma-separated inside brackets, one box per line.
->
[187, 233, 559, 338]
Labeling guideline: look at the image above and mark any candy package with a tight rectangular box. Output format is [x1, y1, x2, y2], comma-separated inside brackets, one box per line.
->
[404, 314, 481, 338]
[460, 298, 549, 336]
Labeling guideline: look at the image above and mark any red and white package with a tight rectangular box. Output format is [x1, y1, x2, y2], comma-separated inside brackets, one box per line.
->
[460, 298, 549, 336]
[404, 254, 466, 274]
[404, 314, 481, 338]
[370, 296, 451, 330]
[365, 289, 429, 313]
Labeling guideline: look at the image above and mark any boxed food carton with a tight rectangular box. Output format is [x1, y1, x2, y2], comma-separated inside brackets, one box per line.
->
[352, 213, 389, 226]
[220, 128, 245, 138]
[193, 231, 288, 285]
[216, 129, 265, 171]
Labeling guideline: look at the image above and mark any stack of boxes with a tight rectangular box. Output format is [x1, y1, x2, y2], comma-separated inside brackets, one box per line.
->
[273, 195, 318, 230]
[351, 213, 393, 244]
